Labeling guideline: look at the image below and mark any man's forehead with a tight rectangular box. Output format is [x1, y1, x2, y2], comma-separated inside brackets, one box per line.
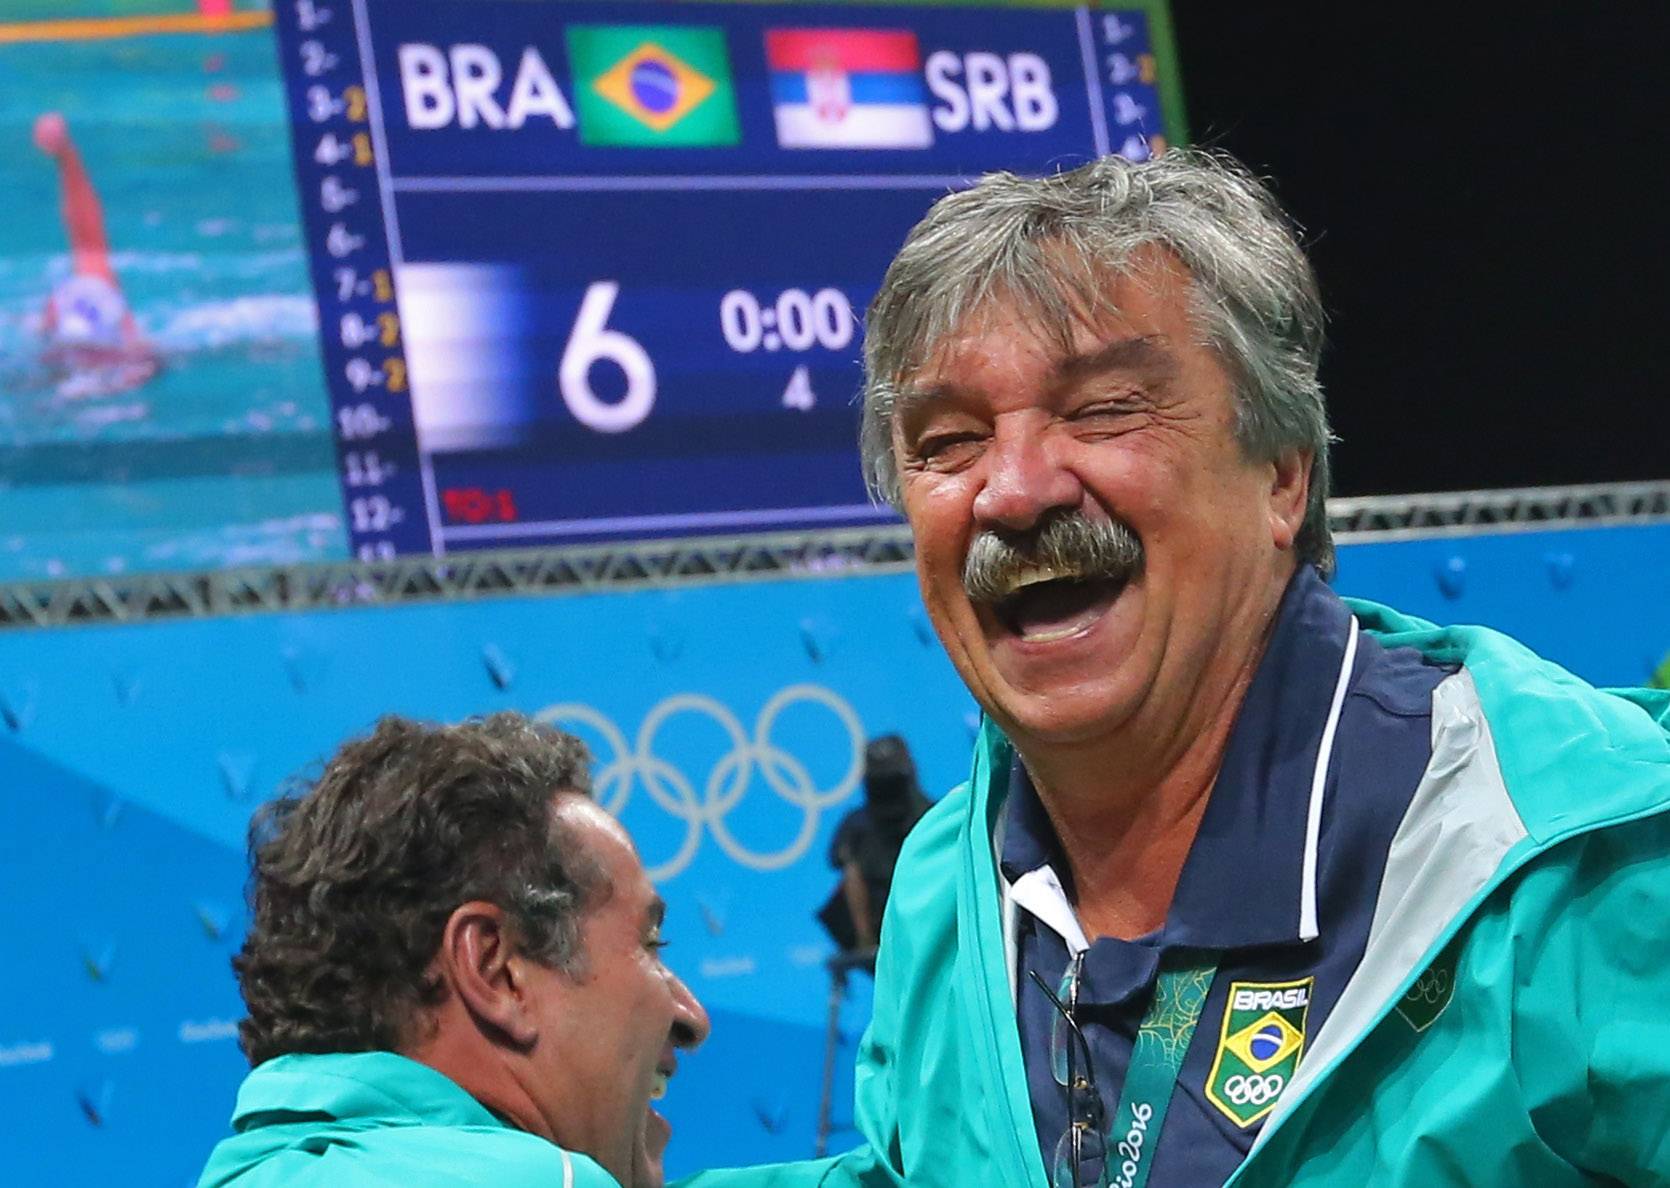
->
[554, 794, 671, 921]
[551, 793, 641, 878]
[904, 259, 1192, 385]
[551, 787, 614, 833]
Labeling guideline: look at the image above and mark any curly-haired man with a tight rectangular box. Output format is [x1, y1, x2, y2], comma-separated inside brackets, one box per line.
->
[197, 713, 708, 1188]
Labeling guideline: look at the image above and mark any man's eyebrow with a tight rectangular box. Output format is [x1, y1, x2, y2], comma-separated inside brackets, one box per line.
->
[891, 380, 955, 426]
[645, 896, 666, 929]
[1054, 335, 1176, 384]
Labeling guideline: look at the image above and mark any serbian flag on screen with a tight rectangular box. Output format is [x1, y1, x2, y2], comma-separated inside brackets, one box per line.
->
[766, 29, 934, 149]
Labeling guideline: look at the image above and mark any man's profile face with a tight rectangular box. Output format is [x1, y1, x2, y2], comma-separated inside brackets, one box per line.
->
[529, 795, 709, 1188]
[891, 248, 1304, 751]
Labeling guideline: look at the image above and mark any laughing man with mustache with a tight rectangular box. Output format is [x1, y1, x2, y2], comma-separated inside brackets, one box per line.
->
[198, 714, 708, 1188]
[686, 151, 1670, 1187]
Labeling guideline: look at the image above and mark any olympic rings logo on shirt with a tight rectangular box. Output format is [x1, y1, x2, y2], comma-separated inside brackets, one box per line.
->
[1405, 968, 1450, 1004]
[1222, 1073, 1287, 1107]
[535, 685, 864, 881]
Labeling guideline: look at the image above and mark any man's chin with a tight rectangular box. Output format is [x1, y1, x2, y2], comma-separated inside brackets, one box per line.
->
[631, 1107, 672, 1188]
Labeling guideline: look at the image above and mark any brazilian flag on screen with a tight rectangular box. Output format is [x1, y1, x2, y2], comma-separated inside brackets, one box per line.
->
[568, 25, 740, 147]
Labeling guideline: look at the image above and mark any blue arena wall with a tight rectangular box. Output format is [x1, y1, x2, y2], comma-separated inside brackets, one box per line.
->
[1, 520, 1667, 1186]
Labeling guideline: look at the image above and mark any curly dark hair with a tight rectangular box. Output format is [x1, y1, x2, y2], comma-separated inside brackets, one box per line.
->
[233, 712, 600, 1067]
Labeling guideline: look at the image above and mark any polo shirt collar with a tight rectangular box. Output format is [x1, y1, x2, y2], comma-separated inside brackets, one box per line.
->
[999, 566, 1357, 954]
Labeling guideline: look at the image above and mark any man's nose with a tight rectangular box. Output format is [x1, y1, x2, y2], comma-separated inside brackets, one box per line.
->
[970, 418, 1081, 532]
[668, 973, 711, 1050]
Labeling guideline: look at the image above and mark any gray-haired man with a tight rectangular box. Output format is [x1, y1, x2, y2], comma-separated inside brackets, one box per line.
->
[686, 150, 1670, 1187]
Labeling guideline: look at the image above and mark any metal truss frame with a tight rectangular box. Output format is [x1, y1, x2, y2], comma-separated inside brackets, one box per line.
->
[1327, 480, 1670, 543]
[3, 480, 1666, 630]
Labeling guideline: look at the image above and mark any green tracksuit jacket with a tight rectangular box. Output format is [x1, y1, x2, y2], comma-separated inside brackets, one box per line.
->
[197, 1051, 620, 1187]
[684, 600, 1670, 1186]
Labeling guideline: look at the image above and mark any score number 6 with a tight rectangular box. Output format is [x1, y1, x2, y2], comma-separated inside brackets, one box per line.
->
[559, 281, 656, 433]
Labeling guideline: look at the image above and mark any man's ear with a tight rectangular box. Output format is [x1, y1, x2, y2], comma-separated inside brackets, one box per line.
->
[437, 901, 540, 1049]
[1268, 446, 1311, 552]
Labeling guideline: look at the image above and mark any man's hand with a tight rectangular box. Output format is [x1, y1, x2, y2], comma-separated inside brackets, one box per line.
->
[843, 859, 878, 950]
[633, 1104, 672, 1188]
[33, 112, 70, 158]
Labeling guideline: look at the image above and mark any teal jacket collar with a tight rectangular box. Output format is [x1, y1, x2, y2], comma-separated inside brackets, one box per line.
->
[231, 1051, 510, 1134]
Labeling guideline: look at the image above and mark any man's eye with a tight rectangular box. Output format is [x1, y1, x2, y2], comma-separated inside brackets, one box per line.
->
[1067, 403, 1144, 436]
[1071, 401, 1139, 422]
[914, 432, 985, 466]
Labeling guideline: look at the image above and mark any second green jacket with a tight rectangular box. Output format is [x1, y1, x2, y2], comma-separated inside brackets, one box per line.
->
[685, 600, 1670, 1187]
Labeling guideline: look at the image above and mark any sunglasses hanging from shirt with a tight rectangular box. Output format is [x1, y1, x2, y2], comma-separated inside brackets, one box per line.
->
[1032, 950, 1220, 1188]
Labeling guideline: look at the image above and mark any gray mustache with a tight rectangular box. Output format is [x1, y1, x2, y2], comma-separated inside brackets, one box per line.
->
[963, 514, 1144, 604]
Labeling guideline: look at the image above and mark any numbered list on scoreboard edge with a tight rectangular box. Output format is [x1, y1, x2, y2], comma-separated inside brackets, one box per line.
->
[277, 0, 1173, 555]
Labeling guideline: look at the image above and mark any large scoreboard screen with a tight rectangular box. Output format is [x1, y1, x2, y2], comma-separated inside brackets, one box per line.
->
[0, 1, 1177, 582]
[273, 0, 1182, 560]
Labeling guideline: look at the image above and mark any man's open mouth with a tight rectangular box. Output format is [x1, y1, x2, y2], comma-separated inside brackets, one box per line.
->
[993, 571, 1129, 642]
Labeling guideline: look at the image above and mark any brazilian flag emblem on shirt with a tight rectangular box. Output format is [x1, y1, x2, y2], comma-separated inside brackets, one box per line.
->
[1205, 977, 1313, 1128]
[568, 26, 740, 146]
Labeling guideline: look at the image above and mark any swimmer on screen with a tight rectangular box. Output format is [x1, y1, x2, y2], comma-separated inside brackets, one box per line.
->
[33, 111, 159, 395]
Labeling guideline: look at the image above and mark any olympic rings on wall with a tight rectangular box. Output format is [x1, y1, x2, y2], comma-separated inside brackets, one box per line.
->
[535, 685, 865, 880]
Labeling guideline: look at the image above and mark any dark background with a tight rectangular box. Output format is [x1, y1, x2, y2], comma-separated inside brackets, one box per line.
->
[1170, 5, 1667, 497]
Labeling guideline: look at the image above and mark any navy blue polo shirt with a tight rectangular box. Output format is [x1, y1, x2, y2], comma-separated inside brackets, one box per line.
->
[1004, 567, 1454, 1186]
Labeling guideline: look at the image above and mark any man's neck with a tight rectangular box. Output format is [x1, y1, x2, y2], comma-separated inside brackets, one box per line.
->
[406, 1026, 552, 1143]
[1020, 705, 1240, 941]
